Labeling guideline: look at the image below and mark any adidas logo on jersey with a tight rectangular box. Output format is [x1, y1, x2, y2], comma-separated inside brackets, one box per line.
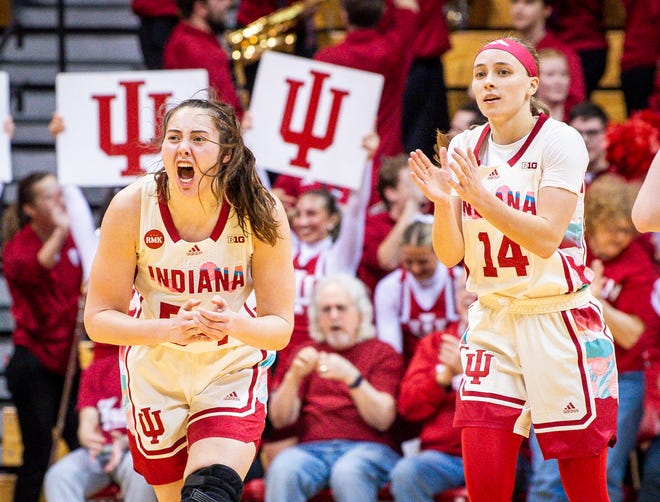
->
[187, 245, 203, 256]
[562, 402, 579, 414]
[487, 168, 500, 180]
[223, 391, 240, 401]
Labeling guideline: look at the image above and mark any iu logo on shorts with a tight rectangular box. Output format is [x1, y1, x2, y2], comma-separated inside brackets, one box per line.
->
[464, 349, 494, 384]
[138, 407, 165, 444]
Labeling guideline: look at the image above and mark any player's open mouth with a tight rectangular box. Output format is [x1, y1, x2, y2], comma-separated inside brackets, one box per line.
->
[178, 163, 194, 182]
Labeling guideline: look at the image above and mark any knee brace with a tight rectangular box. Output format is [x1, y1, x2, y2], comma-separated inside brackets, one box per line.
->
[180, 464, 244, 502]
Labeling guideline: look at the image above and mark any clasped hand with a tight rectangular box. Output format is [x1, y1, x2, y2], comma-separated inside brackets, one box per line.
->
[290, 346, 357, 385]
[168, 295, 237, 345]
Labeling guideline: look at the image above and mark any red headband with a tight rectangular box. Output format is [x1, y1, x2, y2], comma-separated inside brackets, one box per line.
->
[476, 38, 539, 77]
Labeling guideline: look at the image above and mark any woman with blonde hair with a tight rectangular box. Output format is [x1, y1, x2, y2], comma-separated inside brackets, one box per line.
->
[409, 37, 616, 501]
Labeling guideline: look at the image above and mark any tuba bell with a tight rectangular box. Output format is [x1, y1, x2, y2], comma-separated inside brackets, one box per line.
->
[226, 0, 327, 107]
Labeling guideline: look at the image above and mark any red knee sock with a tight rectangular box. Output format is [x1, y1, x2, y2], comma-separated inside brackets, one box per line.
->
[558, 448, 609, 502]
[461, 427, 522, 502]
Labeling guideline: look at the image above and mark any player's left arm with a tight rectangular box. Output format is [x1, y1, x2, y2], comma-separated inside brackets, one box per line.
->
[452, 125, 585, 259]
[473, 184, 578, 259]
[231, 197, 295, 350]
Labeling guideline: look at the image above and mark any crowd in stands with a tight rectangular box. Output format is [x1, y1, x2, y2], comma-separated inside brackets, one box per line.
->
[0, 0, 659, 501]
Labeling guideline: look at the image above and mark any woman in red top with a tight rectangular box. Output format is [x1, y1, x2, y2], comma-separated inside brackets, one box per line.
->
[2, 172, 84, 502]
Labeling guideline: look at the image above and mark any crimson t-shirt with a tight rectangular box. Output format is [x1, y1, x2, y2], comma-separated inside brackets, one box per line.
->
[3, 225, 83, 375]
[297, 338, 403, 447]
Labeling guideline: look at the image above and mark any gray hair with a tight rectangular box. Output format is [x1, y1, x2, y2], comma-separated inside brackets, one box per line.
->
[308, 274, 376, 343]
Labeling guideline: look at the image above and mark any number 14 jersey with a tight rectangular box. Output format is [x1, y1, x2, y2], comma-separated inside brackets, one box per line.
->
[450, 114, 590, 299]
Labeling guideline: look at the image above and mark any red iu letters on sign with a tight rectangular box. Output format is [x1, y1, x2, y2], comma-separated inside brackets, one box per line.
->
[280, 70, 349, 169]
[92, 81, 172, 177]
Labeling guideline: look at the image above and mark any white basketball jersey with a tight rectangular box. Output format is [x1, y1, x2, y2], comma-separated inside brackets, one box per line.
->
[450, 114, 590, 298]
[134, 175, 255, 352]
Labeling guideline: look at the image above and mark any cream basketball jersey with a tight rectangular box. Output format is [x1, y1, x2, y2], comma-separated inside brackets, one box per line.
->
[135, 175, 255, 352]
[450, 114, 591, 298]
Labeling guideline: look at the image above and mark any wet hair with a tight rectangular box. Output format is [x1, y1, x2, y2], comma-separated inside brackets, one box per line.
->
[308, 274, 376, 343]
[568, 101, 609, 127]
[2, 172, 54, 246]
[401, 220, 433, 248]
[584, 173, 637, 240]
[341, 0, 385, 28]
[297, 188, 342, 241]
[155, 98, 280, 246]
[376, 153, 408, 210]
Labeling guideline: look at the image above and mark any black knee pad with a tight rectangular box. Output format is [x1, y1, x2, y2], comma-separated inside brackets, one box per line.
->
[180, 464, 244, 502]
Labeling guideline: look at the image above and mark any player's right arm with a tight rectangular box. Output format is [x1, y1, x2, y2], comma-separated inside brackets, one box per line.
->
[83, 182, 200, 346]
[409, 149, 465, 267]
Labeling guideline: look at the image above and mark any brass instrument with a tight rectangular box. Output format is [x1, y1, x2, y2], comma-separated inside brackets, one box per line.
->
[226, 0, 328, 108]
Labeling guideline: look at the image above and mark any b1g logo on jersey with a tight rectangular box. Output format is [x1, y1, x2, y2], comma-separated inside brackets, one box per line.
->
[227, 235, 245, 244]
[521, 161, 538, 170]
[144, 229, 165, 249]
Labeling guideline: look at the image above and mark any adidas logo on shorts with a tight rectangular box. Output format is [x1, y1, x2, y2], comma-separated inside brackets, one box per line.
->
[562, 402, 580, 414]
[223, 391, 240, 401]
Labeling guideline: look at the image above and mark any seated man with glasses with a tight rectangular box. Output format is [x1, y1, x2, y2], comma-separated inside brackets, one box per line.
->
[265, 274, 403, 502]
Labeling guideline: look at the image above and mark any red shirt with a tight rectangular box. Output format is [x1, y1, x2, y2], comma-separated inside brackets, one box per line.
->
[553, 0, 608, 52]
[621, 0, 660, 71]
[78, 345, 126, 441]
[163, 21, 243, 117]
[236, 0, 295, 26]
[296, 338, 403, 447]
[357, 211, 395, 294]
[537, 32, 587, 113]
[645, 329, 660, 416]
[314, 8, 417, 157]
[591, 239, 660, 373]
[398, 330, 462, 456]
[131, 0, 177, 17]
[411, 0, 451, 58]
[3, 226, 83, 375]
